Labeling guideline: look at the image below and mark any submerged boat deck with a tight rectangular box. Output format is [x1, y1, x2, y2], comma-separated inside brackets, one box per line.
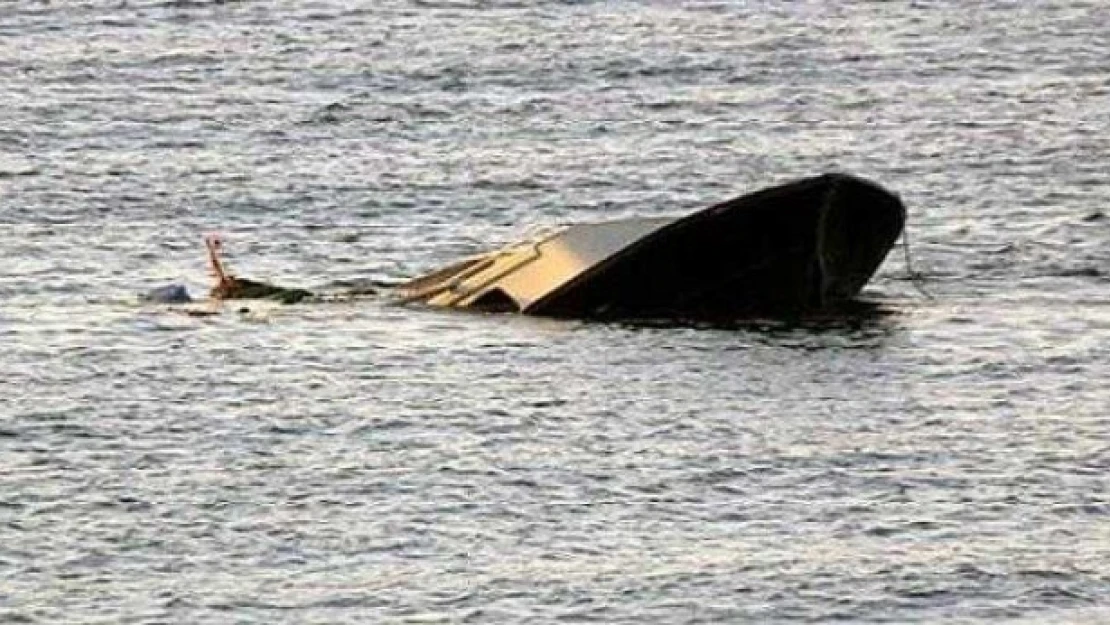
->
[399, 173, 906, 320]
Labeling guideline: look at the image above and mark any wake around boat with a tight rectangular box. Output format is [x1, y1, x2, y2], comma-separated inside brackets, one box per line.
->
[397, 173, 907, 320]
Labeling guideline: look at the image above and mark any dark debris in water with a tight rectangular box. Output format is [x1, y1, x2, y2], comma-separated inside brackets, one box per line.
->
[140, 283, 193, 304]
[1052, 266, 1102, 278]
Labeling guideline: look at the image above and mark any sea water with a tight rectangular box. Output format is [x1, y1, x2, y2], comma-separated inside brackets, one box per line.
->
[1, 2, 1108, 622]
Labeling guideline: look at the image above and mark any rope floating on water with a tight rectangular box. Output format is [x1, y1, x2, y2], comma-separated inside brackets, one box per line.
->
[901, 220, 934, 300]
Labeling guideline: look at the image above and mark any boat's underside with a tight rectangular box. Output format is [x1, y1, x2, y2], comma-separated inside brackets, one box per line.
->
[398, 173, 906, 320]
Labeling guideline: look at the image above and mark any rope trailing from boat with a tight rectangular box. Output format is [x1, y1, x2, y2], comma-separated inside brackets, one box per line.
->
[901, 220, 934, 300]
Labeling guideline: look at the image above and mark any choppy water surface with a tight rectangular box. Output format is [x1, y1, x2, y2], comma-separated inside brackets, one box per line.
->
[2, 1, 1108, 622]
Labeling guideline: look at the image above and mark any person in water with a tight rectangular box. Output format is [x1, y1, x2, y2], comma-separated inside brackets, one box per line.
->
[205, 234, 313, 304]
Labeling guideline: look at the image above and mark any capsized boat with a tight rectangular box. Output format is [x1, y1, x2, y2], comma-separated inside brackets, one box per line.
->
[398, 173, 906, 319]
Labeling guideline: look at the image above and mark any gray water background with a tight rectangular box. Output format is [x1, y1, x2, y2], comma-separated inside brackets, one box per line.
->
[1, 1, 1108, 622]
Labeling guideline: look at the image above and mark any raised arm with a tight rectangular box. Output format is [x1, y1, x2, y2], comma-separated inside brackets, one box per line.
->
[204, 234, 235, 298]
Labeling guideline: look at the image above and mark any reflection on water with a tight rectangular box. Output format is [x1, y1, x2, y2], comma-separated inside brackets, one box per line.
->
[609, 297, 905, 342]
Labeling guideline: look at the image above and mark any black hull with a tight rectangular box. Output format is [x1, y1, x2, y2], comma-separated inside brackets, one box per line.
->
[526, 173, 906, 319]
